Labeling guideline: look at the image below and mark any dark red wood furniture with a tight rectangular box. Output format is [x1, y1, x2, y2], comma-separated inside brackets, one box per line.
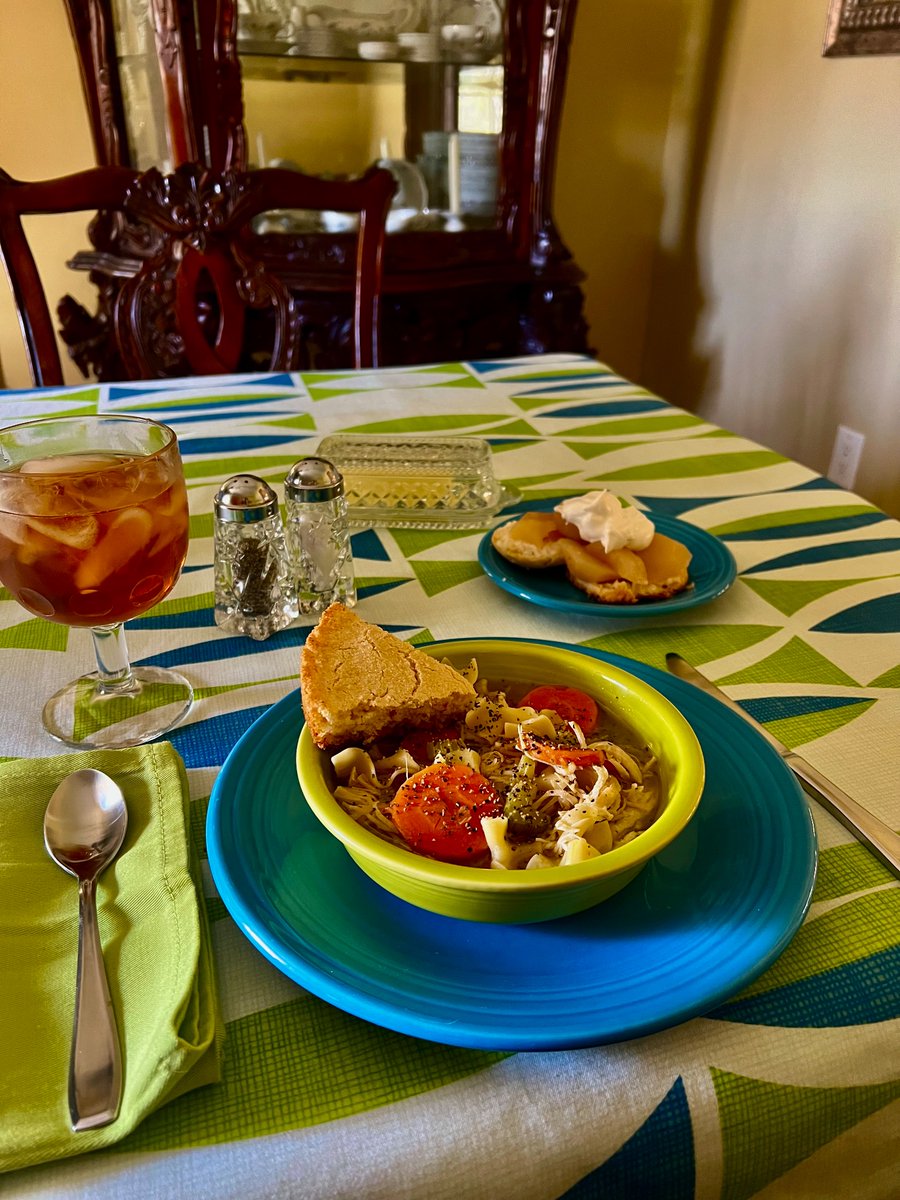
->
[0, 163, 395, 386]
[59, 0, 588, 378]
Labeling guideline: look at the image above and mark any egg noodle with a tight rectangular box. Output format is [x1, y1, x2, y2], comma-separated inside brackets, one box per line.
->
[329, 659, 660, 870]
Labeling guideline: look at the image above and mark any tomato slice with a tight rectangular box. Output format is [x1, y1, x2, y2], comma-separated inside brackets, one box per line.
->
[516, 730, 606, 769]
[389, 763, 502, 864]
[519, 685, 599, 733]
[399, 724, 461, 765]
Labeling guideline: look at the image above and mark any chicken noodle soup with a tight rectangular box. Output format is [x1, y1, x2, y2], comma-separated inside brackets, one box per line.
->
[330, 661, 660, 869]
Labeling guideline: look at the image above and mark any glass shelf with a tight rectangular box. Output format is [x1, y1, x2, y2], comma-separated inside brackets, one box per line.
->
[238, 44, 502, 70]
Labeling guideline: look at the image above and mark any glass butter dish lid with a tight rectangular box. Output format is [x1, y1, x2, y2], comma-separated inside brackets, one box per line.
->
[315, 434, 519, 529]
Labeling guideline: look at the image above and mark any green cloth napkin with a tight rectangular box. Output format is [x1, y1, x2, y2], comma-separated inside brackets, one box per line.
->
[0, 743, 222, 1174]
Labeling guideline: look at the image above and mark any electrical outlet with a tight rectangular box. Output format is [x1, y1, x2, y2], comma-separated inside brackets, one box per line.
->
[828, 425, 865, 490]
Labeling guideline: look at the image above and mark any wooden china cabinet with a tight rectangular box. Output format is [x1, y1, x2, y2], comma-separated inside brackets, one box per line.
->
[62, 0, 588, 373]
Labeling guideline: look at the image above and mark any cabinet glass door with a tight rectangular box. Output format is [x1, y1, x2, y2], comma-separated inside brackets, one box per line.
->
[111, 0, 174, 171]
[237, 0, 506, 233]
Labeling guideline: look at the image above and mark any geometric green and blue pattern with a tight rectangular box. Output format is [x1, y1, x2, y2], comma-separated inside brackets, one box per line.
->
[2, 354, 898, 1199]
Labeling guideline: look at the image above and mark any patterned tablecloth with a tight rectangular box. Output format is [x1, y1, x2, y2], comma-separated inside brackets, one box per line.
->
[2, 355, 898, 1200]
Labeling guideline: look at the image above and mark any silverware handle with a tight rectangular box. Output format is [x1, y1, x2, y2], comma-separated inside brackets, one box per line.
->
[69, 877, 123, 1131]
[786, 753, 900, 878]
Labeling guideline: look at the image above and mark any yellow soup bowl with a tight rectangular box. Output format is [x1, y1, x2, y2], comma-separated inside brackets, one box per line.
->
[296, 640, 705, 923]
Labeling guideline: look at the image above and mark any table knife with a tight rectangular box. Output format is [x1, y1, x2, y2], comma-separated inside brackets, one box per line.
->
[666, 653, 900, 878]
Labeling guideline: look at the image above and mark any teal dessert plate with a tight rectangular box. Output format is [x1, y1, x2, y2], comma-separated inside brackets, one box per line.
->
[206, 643, 816, 1050]
[478, 502, 737, 617]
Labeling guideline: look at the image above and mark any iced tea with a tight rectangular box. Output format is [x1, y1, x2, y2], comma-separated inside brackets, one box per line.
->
[0, 444, 189, 627]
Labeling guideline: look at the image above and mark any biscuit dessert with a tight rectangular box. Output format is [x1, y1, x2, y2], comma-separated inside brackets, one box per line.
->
[491, 509, 692, 605]
[300, 603, 476, 749]
[490, 511, 574, 568]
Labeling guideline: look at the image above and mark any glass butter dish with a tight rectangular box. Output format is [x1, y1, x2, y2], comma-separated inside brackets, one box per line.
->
[315, 434, 518, 529]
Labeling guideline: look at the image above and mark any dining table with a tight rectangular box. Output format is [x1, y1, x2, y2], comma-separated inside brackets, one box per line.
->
[1, 352, 898, 1200]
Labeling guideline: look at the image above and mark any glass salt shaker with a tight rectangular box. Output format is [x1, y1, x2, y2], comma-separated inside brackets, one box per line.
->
[284, 456, 356, 615]
[213, 474, 298, 640]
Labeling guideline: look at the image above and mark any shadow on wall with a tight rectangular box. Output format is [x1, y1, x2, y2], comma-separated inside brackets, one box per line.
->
[556, 0, 692, 381]
[696, 214, 900, 511]
[640, 0, 737, 413]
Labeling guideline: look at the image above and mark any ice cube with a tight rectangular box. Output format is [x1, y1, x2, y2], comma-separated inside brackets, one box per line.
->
[74, 507, 154, 591]
[0, 510, 28, 546]
[132, 457, 171, 501]
[147, 521, 183, 557]
[0, 474, 40, 516]
[18, 525, 56, 566]
[63, 457, 138, 512]
[25, 514, 100, 549]
[18, 453, 121, 475]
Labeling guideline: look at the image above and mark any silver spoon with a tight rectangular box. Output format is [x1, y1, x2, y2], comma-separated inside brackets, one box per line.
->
[44, 769, 128, 1131]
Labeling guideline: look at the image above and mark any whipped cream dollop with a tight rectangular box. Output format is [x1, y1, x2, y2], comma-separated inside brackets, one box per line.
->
[554, 490, 655, 553]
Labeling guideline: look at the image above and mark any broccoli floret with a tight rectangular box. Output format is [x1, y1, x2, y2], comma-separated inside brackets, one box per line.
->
[503, 760, 552, 838]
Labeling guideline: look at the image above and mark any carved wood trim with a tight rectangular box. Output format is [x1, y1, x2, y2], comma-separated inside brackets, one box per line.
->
[148, 0, 201, 163]
[199, 0, 247, 170]
[112, 165, 275, 374]
[63, 0, 128, 165]
[499, 1, 578, 266]
[531, 0, 578, 266]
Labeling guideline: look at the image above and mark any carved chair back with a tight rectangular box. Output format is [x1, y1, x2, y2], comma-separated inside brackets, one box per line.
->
[0, 163, 396, 386]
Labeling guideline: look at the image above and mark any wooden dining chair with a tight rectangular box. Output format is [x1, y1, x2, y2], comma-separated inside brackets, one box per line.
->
[0, 162, 396, 386]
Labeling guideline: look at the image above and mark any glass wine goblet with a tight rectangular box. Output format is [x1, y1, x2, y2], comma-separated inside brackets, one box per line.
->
[0, 414, 194, 749]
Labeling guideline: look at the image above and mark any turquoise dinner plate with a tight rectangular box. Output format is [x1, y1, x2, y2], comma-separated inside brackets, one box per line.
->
[478, 502, 737, 617]
[206, 643, 816, 1051]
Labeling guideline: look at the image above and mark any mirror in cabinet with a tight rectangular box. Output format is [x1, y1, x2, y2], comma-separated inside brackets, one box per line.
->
[62, 0, 589, 373]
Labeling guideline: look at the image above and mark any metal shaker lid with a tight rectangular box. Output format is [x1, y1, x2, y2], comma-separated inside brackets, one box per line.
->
[214, 474, 279, 522]
[285, 456, 345, 502]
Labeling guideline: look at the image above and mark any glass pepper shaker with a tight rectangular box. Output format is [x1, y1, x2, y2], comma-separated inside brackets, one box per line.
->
[284, 456, 356, 615]
[213, 474, 298, 640]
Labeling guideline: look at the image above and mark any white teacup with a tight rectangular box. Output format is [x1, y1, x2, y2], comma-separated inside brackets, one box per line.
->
[397, 31, 440, 60]
[441, 23, 485, 54]
[398, 32, 439, 48]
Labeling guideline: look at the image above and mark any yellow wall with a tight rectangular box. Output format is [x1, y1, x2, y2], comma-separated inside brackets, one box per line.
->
[0, 0, 97, 388]
[2, 0, 898, 516]
[556, 0, 691, 379]
[243, 73, 405, 174]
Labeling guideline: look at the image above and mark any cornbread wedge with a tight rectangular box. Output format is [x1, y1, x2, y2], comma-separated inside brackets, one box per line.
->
[300, 603, 476, 749]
